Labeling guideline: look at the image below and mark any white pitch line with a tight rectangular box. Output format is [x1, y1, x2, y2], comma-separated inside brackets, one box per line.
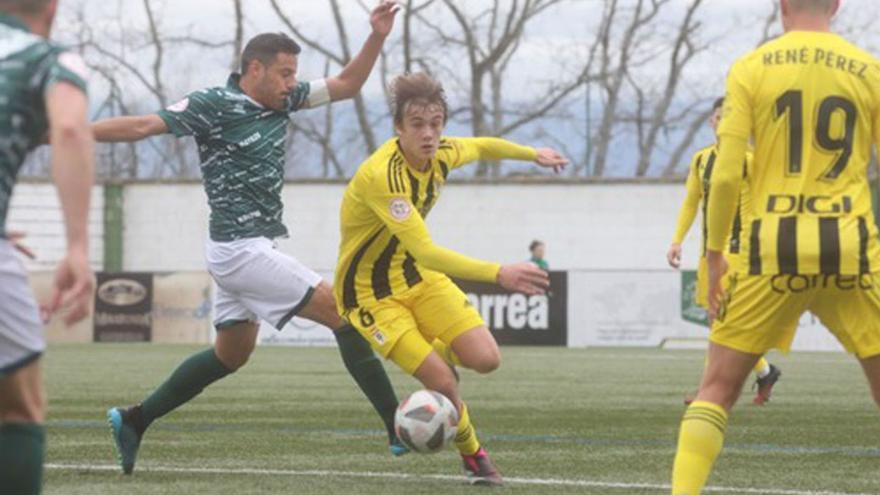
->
[44, 463, 877, 495]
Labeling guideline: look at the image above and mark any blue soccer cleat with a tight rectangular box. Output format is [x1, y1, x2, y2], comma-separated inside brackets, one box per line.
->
[390, 436, 410, 457]
[107, 406, 144, 475]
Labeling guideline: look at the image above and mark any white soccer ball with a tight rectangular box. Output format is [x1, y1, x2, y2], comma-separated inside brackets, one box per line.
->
[395, 390, 459, 454]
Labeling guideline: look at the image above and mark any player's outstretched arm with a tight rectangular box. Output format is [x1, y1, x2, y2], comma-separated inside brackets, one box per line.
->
[45, 82, 96, 326]
[450, 137, 568, 173]
[325, 1, 399, 102]
[367, 180, 549, 295]
[668, 158, 702, 269]
[92, 114, 168, 143]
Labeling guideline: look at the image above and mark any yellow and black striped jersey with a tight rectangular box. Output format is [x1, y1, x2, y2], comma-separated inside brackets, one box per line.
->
[672, 144, 753, 258]
[334, 137, 537, 312]
[717, 31, 880, 275]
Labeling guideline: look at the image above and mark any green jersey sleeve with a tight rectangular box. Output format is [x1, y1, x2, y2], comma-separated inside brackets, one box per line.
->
[38, 49, 88, 95]
[158, 89, 219, 137]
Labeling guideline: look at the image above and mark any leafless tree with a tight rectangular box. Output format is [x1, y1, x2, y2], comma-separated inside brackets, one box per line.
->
[591, 0, 668, 177]
[269, 0, 378, 153]
[19, 0, 880, 182]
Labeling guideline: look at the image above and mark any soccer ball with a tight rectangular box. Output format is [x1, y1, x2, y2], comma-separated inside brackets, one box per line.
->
[394, 390, 459, 454]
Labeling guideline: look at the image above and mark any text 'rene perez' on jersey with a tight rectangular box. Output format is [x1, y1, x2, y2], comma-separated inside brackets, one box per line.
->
[719, 31, 880, 276]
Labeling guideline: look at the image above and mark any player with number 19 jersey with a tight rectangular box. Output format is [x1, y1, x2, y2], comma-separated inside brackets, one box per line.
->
[719, 32, 880, 276]
[710, 30, 880, 358]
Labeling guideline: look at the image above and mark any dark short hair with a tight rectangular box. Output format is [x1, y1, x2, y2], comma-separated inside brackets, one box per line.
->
[529, 240, 544, 252]
[0, 0, 52, 14]
[391, 73, 449, 126]
[713, 97, 724, 111]
[241, 33, 301, 74]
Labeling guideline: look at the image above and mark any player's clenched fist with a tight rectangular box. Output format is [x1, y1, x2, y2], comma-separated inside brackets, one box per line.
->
[497, 262, 550, 296]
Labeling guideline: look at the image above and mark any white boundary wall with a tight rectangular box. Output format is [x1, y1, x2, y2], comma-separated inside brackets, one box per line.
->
[122, 182, 702, 273]
[7, 183, 104, 270]
[7, 182, 849, 351]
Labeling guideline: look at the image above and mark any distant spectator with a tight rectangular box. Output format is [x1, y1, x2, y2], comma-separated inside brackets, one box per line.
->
[529, 240, 549, 271]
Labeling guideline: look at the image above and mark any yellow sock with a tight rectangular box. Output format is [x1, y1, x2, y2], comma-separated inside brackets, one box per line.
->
[454, 403, 481, 456]
[671, 400, 728, 495]
[753, 357, 771, 378]
[432, 340, 462, 367]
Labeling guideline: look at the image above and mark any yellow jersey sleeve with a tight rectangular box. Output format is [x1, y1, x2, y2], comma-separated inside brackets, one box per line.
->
[707, 62, 753, 253]
[718, 59, 753, 141]
[672, 152, 703, 244]
[362, 170, 501, 283]
[443, 137, 537, 169]
[874, 64, 880, 146]
[707, 135, 748, 253]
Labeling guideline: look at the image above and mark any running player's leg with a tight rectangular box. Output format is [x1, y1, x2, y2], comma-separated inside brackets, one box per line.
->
[296, 281, 400, 447]
[240, 241, 400, 451]
[859, 355, 880, 407]
[672, 274, 808, 495]
[699, 259, 780, 405]
[672, 342, 756, 495]
[107, 285, 245, 474]
[0, 360, 46, 495]
[811, 274, 880, 409]
[0, 248, 49, 494]
[387, 328, 501, 485]
[449, 327, 500, 375]
[409, 276, 502, 485]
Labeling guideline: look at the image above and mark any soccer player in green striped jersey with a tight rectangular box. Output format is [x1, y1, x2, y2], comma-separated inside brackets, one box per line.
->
[0, 1, 96, 493]
[91, 2, 408, 474]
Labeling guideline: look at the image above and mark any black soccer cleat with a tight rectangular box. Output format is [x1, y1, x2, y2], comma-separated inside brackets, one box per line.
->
[753, 364, 782, 406]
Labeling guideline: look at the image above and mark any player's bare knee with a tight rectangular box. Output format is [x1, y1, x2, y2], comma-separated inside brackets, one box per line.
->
[471, 352, 501, 374]
[215, 346, 253, 371]
[302, 284, 345, 329]
[1, 393, 46, 423]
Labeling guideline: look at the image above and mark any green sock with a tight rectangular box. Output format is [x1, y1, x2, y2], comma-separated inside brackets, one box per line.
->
[0, 423, 45, 495]
[139, 348, 232, 430]
[334, 325, 399, 442]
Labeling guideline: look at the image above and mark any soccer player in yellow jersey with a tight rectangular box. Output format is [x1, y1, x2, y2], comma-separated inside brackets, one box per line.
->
[671, 1, 880, 493]
[668, 97, 781, 406]
[335, 73, 567, 486]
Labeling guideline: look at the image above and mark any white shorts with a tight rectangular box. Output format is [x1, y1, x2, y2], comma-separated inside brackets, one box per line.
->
[205, 237, 322, 331]
[0, 240, 44, 377]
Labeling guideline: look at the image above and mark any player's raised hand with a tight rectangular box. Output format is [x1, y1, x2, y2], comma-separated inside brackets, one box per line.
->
[534, 148, 569, 174]
[8, 230, 37, 260]
[43, 249, 94, 326]
[706, 250, 729, 323]
[370, 1, 400, 38]
[497, 262, 550, 296]
[667, 243, 682, 269]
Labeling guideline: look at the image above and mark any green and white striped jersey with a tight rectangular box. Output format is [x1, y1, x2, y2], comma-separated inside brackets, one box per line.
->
[158, 74, 329, 241]
[0, 15, 88, 238]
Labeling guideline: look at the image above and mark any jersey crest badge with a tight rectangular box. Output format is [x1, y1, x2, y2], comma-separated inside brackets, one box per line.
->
[389, 198, 412, 221]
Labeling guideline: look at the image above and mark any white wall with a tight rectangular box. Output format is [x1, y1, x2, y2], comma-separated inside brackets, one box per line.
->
[8, 181, 851, 351]
[122, 182, 702, 273]
[7, 183, 105, 270]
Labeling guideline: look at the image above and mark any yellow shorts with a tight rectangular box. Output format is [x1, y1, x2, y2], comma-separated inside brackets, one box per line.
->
[712, 273, 880, 359]
[346, 273, 485, 375]
[695, 253, 741, 309]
